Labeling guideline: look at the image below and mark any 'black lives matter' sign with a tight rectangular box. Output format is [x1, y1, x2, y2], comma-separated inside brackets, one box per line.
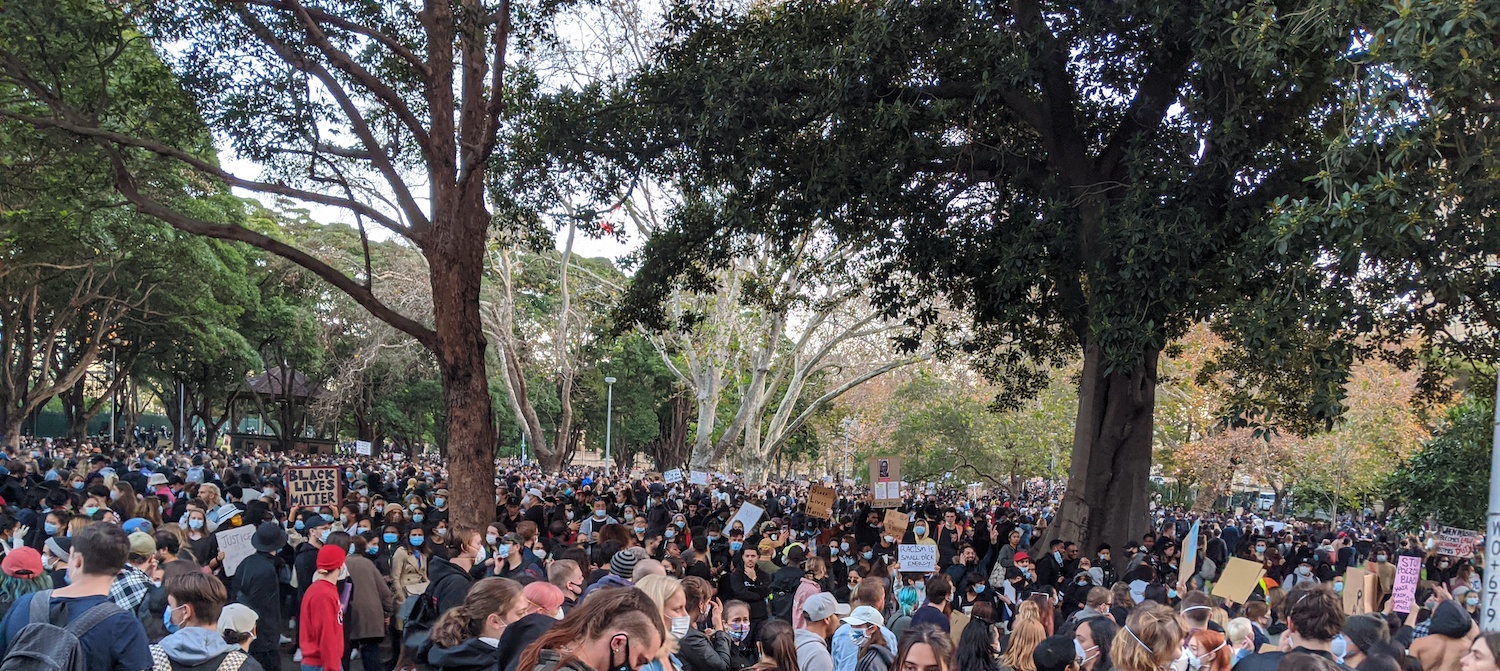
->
[286, 466, 341, 508]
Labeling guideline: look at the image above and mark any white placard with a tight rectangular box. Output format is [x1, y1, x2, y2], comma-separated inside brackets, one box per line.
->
[217, 524, 259, 577]
[664, 468, 684, 484]
[689, 471, 709, 485]
[354, 440, 372, 456]
[898, 544, 937, 573]
[729, 503, 765, 535]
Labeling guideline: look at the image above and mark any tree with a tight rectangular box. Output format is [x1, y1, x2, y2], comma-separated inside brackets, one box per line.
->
[1386, 395, 1492, 531]
[0, 0, 522, 529]
[603, 0, 1500, 550]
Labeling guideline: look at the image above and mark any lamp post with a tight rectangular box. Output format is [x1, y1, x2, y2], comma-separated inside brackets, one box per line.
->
[604, 376, 616, 475]
[108, 338, 121, 444]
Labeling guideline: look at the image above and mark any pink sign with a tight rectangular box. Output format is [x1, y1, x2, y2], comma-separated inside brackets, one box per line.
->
[1392, 555, 1422, 613]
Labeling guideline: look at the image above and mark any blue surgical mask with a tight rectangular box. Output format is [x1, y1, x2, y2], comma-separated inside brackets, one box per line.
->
[974, 585, 985, 593]
[43, 523, 58, 535]
[498, 544, 512, 559]
[320, 529, 332, 543]
[366, 545, 379, 555]
[840, 542, 850, 552]
[295, 520, 305, 531]
[665, 529, 676, 539]
[634, 526, 645, 535]
[72, 482, 84, 490]
[434, 498, 446, 507]
[84, 506, 99, 516]
[321, 513, 334, 523]
[384, 533, 399, 544]
[410, 537, 424, 547]
[830, 546, 839, 556]
[1168, 589, 1179, 599]
[863, 551, 874, 560]
[915, 526, 926, 536]
[730, 541, 743, 552]
[413, 514, 424, 523]
[164, 606, 183, 634]
[188, 519, 204, 530]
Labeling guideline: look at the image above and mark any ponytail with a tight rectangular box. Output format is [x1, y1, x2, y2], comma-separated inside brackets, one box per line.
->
[430, 577, 523, 648]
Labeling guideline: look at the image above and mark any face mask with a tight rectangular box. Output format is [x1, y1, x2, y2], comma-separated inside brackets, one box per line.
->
[676, 520, 686, 529]
[320, 529, 332, 543]
[634, 526, 646, 535]
[358, 503, 368, 513]
[595, 510, 607, 518]
[840, 542, 850, 552]
[486, 534, 499, 546]
[43, 523, 58, 535]
[1099, 554, 1109, 562]
[72, 482, 84, 490]
[728, 623, 750, 642]
[850, 628, 867, 644]
[974, 585, 985, 593]
[411, 537, 425, 547]
[708, 535, 720, 543]
[1376, 554, 1388, 563]
[1078, 643, 1099, 666]
[435, 528, 448, 537]
[474, 545, 488, 563]
[1468, 595, 1481, 607]
[915, 526, 926, 536]
[295, 520, 305, 531]
[366, 545, 379, 555]
[608, 636, 634, 671]
[830, 546, 839, 556]
[1296, 566, 1312, 577]
[110, 491, 121, 501]
[567, 511, 574, 520]
[1168, 589, 1179, 599]
[730, 541, 743, 552]
[434, 498, 446, 507]
[863, 551, 874, 560]
[383, 532, 399, 544]
[665, 529, 675, 539]
[1255, 545, 1266, 554]
[84, 506, 99, 516]
[536, 549, 549, 562]
[883, 535, 894, 544]
[164, 605, 184, 634]
[413, 514, 425, 523]
[670, 616, 692, 638]
[321, 513, 334, 523]
[187, 518, 205, 530]
[498, 545, 512, 559]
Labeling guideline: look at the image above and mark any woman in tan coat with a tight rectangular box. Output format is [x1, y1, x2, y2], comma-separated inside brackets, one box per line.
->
[388, 525, 431, 671]
[347, 534, 397, 671]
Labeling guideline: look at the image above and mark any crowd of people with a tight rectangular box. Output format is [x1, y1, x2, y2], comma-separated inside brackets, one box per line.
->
[0, 439, 1489, 671]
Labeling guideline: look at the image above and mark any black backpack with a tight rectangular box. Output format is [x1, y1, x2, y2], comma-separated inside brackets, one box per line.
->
[767, 573, 800, 623]
[0, 590, 123, 671]
[403, 572, 465, 659]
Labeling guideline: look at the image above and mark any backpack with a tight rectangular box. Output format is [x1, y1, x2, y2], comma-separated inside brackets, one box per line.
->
[0, 590, 123, 671]
[402, 572, 464, 656]
[149, 645, 247, 671]
[766, 574, 799, 623]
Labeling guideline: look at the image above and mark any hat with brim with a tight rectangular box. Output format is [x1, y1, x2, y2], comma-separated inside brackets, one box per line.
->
[251, 522, 289, 553]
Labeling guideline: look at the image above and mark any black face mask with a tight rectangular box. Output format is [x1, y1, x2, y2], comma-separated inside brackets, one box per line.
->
[608, 635, 633, 671]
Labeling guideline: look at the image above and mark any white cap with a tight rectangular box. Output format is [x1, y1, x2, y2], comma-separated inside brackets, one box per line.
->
[843, 605, 884, 626]
[218, 603, 258, 636]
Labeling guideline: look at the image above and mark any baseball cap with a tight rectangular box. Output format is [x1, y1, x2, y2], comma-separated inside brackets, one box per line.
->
[801, 593, 850, 621]
[1014, 551, 1031, 562]
[2, 547, 43, 578]
[128, 531, 157, 557]
[842, 605, 884, 626]
[122, 518, 153, 535]
[218, 603, 258, 637]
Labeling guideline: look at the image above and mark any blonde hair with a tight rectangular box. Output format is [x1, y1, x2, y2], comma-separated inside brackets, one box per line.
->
[1001, 611, 1045, 671]
[1224, 618, 1254, 648]
[1111, 603, 1184, 671]
[636, 574, 684, 656]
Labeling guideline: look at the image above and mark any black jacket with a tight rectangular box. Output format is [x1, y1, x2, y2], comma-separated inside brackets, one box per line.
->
[428, 554, 477, 616]
[730, 568, 771, 620]
[677, 628, 732, 671]
[428, 639, 500, 671]
[1233, 648, 1349, 671]
[234, 550, 285, 644]
[293, 541, 321, 599]
[497, 614, 556, 671]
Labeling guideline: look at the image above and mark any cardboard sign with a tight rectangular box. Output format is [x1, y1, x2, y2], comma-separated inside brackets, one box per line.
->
[1212, 558, 1267, 603]
[883, 509, 910, 540]
[807, 485, 836, 519]
[1343, 567, 1369, 614]
[354, 440, 372, 456]
[1392, 555, 1422, 613]
[286, 466, 340, 508]
[729, 503, 765, 535]
[664, 469, 684, 484]
[899, 544, 938, 573]
[1437, 526, 1481, 557]
[1180, 520, 1201, 588]
[689, 471, 709, 486]
[870, 457, 903, 507]
[217, 524, 258, 577]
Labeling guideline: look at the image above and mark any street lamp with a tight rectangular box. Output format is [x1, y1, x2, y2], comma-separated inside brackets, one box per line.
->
[604, 376, 616, 475]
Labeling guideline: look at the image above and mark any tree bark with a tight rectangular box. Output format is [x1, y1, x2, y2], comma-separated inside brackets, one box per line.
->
[426, 197, 498, 533]
[1048, 344, 1158, 554]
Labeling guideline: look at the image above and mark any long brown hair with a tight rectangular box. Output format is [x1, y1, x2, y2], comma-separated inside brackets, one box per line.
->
[517, 587, 664, 671]
[430, 578, 524, 648]
[749, 620, 800, 671]
[1001, 614, 1045, 671]
[896, 625, 953, 671]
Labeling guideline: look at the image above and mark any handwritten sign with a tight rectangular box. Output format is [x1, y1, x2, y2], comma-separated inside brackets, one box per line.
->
[807, 485, 836, 519]
[1392, 555, 1422, 613]
[899, 544, 937, 573]
[1437, 526, 1481, 557]
[285, 466, 340, 508]
[729, 503, 764, 535]
[1212, 558, 1267, 603]
[883, 509, 909, 540]
[870, 457, 902, 507]
[663, 468, 684, 484]
[217, 524, 258, 577]
[354, 440, 372, 456]
[689, 471, 709, 486]
[1343, 567, 1369, 614]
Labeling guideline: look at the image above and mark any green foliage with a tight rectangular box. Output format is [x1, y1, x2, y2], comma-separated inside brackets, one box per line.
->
[1386, 395, 1493, 531]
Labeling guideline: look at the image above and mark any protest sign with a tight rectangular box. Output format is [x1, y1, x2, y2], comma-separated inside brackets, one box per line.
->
[807, 485, 836, 519]
[354, 440, 372, 456]
[689, 471, 709, 486]
[1342, 567, 1369, 614]
[1392, 555, 1422, 613]
[899, 544, 938, 573]
[285, 466, 340, 508]
[1212, 558, 1267, 603]
[664, 469, 684, 484]
[730, 503, 765, 534]
[217, 524, 257, 577]
[883, 509, 910, 539]
[870, 457, 903, 507]
[1437, 526, 1482, 557]
[1180, 520, 1201, 588]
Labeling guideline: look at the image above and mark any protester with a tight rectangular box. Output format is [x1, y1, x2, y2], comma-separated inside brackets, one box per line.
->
[0, 547, 51, 614]
[678, 576, 732, 671]
[895, 625, 955, 671]
[152, 571, 265, 671]
[724, 600, 759, 670]
[218, 603, 259, 654]
[1232, 584, 1343, 671]
[1108, 604, 1182, 671]
[1074, 616, 1116, 671]
[426, 577, 527, 671]
[517, 587, 665, 671]
[1184, 630, 1230, 671]
[300, 544, 348, 671]
[796, 593, 848, 671]
[747, 620, 801, 671]
[343, 533, 397, 671]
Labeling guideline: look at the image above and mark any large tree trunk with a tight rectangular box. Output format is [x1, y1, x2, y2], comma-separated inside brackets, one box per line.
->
[428, 198, 498, 533]
[1048, 344, 1158, 554]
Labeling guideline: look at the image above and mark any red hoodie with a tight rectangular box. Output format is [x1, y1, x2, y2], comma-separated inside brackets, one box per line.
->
[300, 579, 344, 671]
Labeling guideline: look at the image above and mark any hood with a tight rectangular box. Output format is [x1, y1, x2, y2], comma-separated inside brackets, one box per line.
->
[158, 627, 242, 665]
[497, 613, 557, 671]
[428, 553, 471, 584]
[794, 628, 828, 652]
[594, 574, 633, 589]
[1429, 600, 1474, 638]
[428, 638, 499, 670]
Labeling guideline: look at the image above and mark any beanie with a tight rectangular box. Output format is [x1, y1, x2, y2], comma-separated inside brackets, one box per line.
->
[316, 543, 346, 571]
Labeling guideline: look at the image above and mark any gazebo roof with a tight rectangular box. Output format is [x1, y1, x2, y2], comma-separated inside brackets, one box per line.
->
[243, 367, 324, 399]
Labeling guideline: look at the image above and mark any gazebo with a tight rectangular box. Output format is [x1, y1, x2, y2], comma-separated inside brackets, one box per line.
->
[227, 366, 336, 454]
